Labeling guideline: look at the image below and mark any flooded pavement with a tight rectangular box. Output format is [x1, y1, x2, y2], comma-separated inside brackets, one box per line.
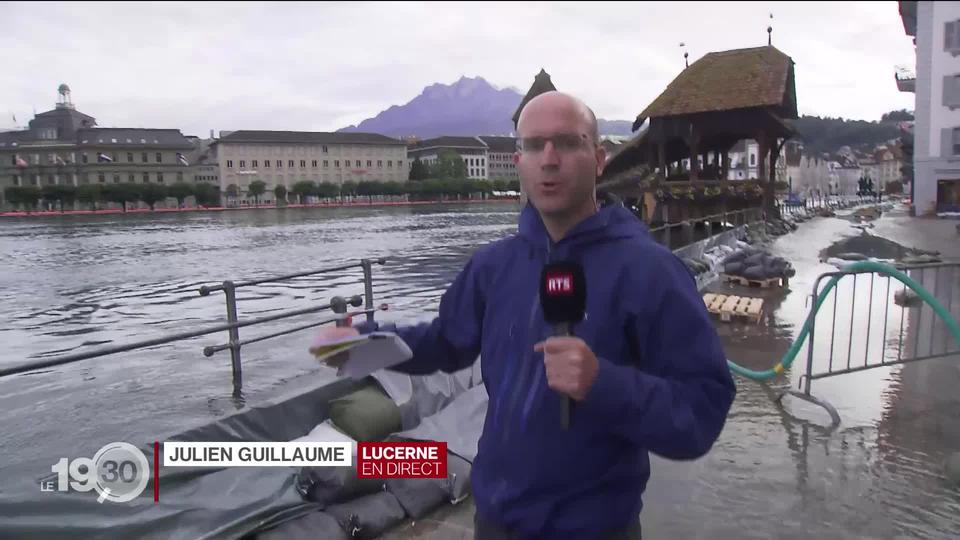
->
[384, 204, 960, 540]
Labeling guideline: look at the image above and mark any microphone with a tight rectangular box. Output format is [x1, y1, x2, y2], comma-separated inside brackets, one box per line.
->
[539, 261, 587, 430]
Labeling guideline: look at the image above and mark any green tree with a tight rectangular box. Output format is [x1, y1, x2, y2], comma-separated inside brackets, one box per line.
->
[341, 181, 358, 198]
[273, 184, 288, 206]
[317, 182, 339, 199]
[168, 182, 194, 208]
[41, 184, 77, 212]
[291, 180, 316, 204]
[409, 158, 428, 181]
[225, 184, 239, 199]
[77, 184, 102, 211]
[247, 180, 266, 206]
[139, 183, 169, 210]
[4, 186, 41, 212]
[193, 183, 221, 207]
[101, 183, 139, 212]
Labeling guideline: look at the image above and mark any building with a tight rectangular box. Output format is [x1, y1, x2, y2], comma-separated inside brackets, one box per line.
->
[478, 136, 518, 181]
[725, 139, 787, 182]
[184, 135, 220, 188]
[214, 130, 408, 206]
[407, 136, 489, 180]
[0, 84, 196, 209]
[899, 1, 960, 214]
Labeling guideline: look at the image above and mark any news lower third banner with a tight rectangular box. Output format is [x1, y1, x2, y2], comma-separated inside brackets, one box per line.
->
[162, 441, 447, 479]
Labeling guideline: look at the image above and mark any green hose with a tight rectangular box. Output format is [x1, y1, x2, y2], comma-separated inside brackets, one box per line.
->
[727, 260, 960, 381]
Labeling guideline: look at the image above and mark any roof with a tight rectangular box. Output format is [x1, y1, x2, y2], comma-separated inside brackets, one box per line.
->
[218, 130, 405, 146]
[635, 46, 797, 128]
[478, 136, 517, 153]
[899, 1, 917, 37]
[411, 136, 487, 150]
[0, 130, 30, 147]
[76, 128, 194, 149]
[512, 69, 557, 128]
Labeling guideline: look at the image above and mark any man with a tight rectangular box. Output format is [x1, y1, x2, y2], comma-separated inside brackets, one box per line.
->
[315, 91, 736, 539]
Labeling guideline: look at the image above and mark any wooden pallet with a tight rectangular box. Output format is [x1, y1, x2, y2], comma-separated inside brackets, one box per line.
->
[702, 293, 764, 324]
[720, 273, 788, 289]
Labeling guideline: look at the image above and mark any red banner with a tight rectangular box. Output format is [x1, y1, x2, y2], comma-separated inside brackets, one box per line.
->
[356, 441, 447, 479]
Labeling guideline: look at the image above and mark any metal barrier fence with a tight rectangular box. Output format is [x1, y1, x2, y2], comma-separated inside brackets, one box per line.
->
[783, 262, 960, 424]
[0, 258, 388, 398]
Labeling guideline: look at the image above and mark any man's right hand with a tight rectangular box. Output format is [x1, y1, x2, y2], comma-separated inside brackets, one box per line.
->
[309, 325, 360, 369]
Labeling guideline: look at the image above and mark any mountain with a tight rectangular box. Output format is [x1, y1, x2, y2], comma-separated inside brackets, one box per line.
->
[338, 76, 635, 139]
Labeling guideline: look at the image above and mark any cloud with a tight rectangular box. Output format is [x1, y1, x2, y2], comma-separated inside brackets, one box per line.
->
[0, 1, 917, 135]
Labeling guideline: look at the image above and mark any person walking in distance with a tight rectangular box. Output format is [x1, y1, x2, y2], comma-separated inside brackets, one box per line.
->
[314, 91, 737, 540]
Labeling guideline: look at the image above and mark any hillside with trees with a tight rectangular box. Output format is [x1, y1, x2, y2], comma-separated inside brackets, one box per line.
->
[791, 109, 912, 155]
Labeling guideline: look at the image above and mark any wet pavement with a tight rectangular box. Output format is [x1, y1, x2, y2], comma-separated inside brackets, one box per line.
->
[382, 202, 960, 540]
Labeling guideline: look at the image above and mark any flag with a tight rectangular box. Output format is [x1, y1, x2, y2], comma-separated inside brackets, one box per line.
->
[97, 152, 113, 163]
[55, 155, 66, 166]
[14, 154, 27, 168]
[177, 152, 189, 166]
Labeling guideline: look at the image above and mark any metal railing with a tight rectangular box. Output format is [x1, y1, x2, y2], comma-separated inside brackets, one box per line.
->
[782, 261, 960, 424]
[0, 258, 388, 399]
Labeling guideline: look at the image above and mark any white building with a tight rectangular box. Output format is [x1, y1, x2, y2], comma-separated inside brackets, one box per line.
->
[900, 1, 960, 215]
[214, 131, 407, 206]
[407, 136, 489, 180]
[725, 139, 786, 182]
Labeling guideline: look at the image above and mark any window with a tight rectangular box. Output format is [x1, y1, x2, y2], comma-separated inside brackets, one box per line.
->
[289, 160, 295, 167]
[355, 160, 360, 167]
[387, 160, 392, 168]
[252, 160, 258, 168]
[377, 160, 383, 168]
[946, 21, 960, 54]
[366, 160, 372, 167]
[98, 173, 105, 183]
[322, 145, 328, 153]
[157, 172, 164, 183]
[48, 175, 55, 185]
[82, 173, 90, 184]
[127, 152, 134, 162]
[953, 128, 960, 155]
[12, 175, 20, 186]
[142, 152, 148, 163]
[312, 160, 318, 167]
[227, 160, 233, 168]
[398, 160, 403, 168]
[264, 160, 270, 168]
[129, 173, 135, 182]
[177, 172, 183, 181]
[82, 153, 89, 164]
[31, 174, 39, 185]
[944, 74, 960, 109]
[113, 174, 120, 184]
[275, 159, 281, 168]
[323, 160, 329, 167]
[240, 160, 246, 168]
[335, 160, 340, 167]
[155, 152, 162, 163]
[301, 160, 307, 168]
[750, 154, 756, 166]
[143, 173, 150, 183]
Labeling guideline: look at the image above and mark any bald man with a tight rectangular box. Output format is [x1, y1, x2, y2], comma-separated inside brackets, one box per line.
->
[316, 91, 736, 539]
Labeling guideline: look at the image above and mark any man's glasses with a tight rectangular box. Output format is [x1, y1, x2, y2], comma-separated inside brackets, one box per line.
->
[517, 133, 593, 153]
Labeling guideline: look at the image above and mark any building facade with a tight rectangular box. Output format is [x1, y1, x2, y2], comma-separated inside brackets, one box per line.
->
[900, 0, 960, 214]
[214, 131, 407, 206]
[407, 136, 489, 180]
[0, 85, 196, 209]
[478, 136, 518, 181]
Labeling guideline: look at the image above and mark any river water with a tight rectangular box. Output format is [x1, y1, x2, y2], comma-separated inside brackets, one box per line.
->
[1, 202, 959, 539]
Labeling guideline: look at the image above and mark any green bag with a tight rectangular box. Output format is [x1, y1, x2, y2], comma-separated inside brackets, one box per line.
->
[328, 379, 402, 442]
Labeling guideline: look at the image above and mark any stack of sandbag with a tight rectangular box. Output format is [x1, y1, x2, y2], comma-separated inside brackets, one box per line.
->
[722, 246, 795, 281]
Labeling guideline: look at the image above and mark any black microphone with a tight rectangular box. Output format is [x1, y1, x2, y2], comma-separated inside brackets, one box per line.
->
[539, 261, 587, 430]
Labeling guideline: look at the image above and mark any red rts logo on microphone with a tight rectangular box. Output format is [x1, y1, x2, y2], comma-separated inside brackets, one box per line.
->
[545, 272, 574, 295]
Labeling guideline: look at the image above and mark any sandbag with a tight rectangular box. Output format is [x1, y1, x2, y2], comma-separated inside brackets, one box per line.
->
[742, 264, 766, 280]
[326, 491, 406, 540]
[723, 262, 744, 275]
[743, 253, 765, 266]
[328, 378, 402, 441]
[296, 465, 385, 507]
[723, 251, 747, 264]
[255, 510, 349, 540]
[385, 477, 449, 519]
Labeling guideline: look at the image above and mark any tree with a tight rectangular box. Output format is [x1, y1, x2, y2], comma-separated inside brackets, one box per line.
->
[409, 158, 428, 181]
[77, 184, 102, 211]
[193, 183, 221, 207]
[881, 109, 914, 122]
[166, 182, 194, 208]
[139, 183, 168, 210]
[101, 183, 139, 212]
[42, 184, 77, 212]
[430, 150, 467, 180]
[291, 180, 316, 204]
[225, 184, 239, 200]
[4, 186, 41, 212]
[273, 184, 288, 205]
[341, 181, 358, 198]
[247, 180, 266, 206]
[317, 182, 339, 199]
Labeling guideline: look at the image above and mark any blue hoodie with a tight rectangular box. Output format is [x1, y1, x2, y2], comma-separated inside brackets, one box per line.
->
[359, 199, 736, 539]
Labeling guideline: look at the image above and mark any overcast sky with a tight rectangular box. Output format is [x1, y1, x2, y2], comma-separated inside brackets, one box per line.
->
[2, 1, 916, 136]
